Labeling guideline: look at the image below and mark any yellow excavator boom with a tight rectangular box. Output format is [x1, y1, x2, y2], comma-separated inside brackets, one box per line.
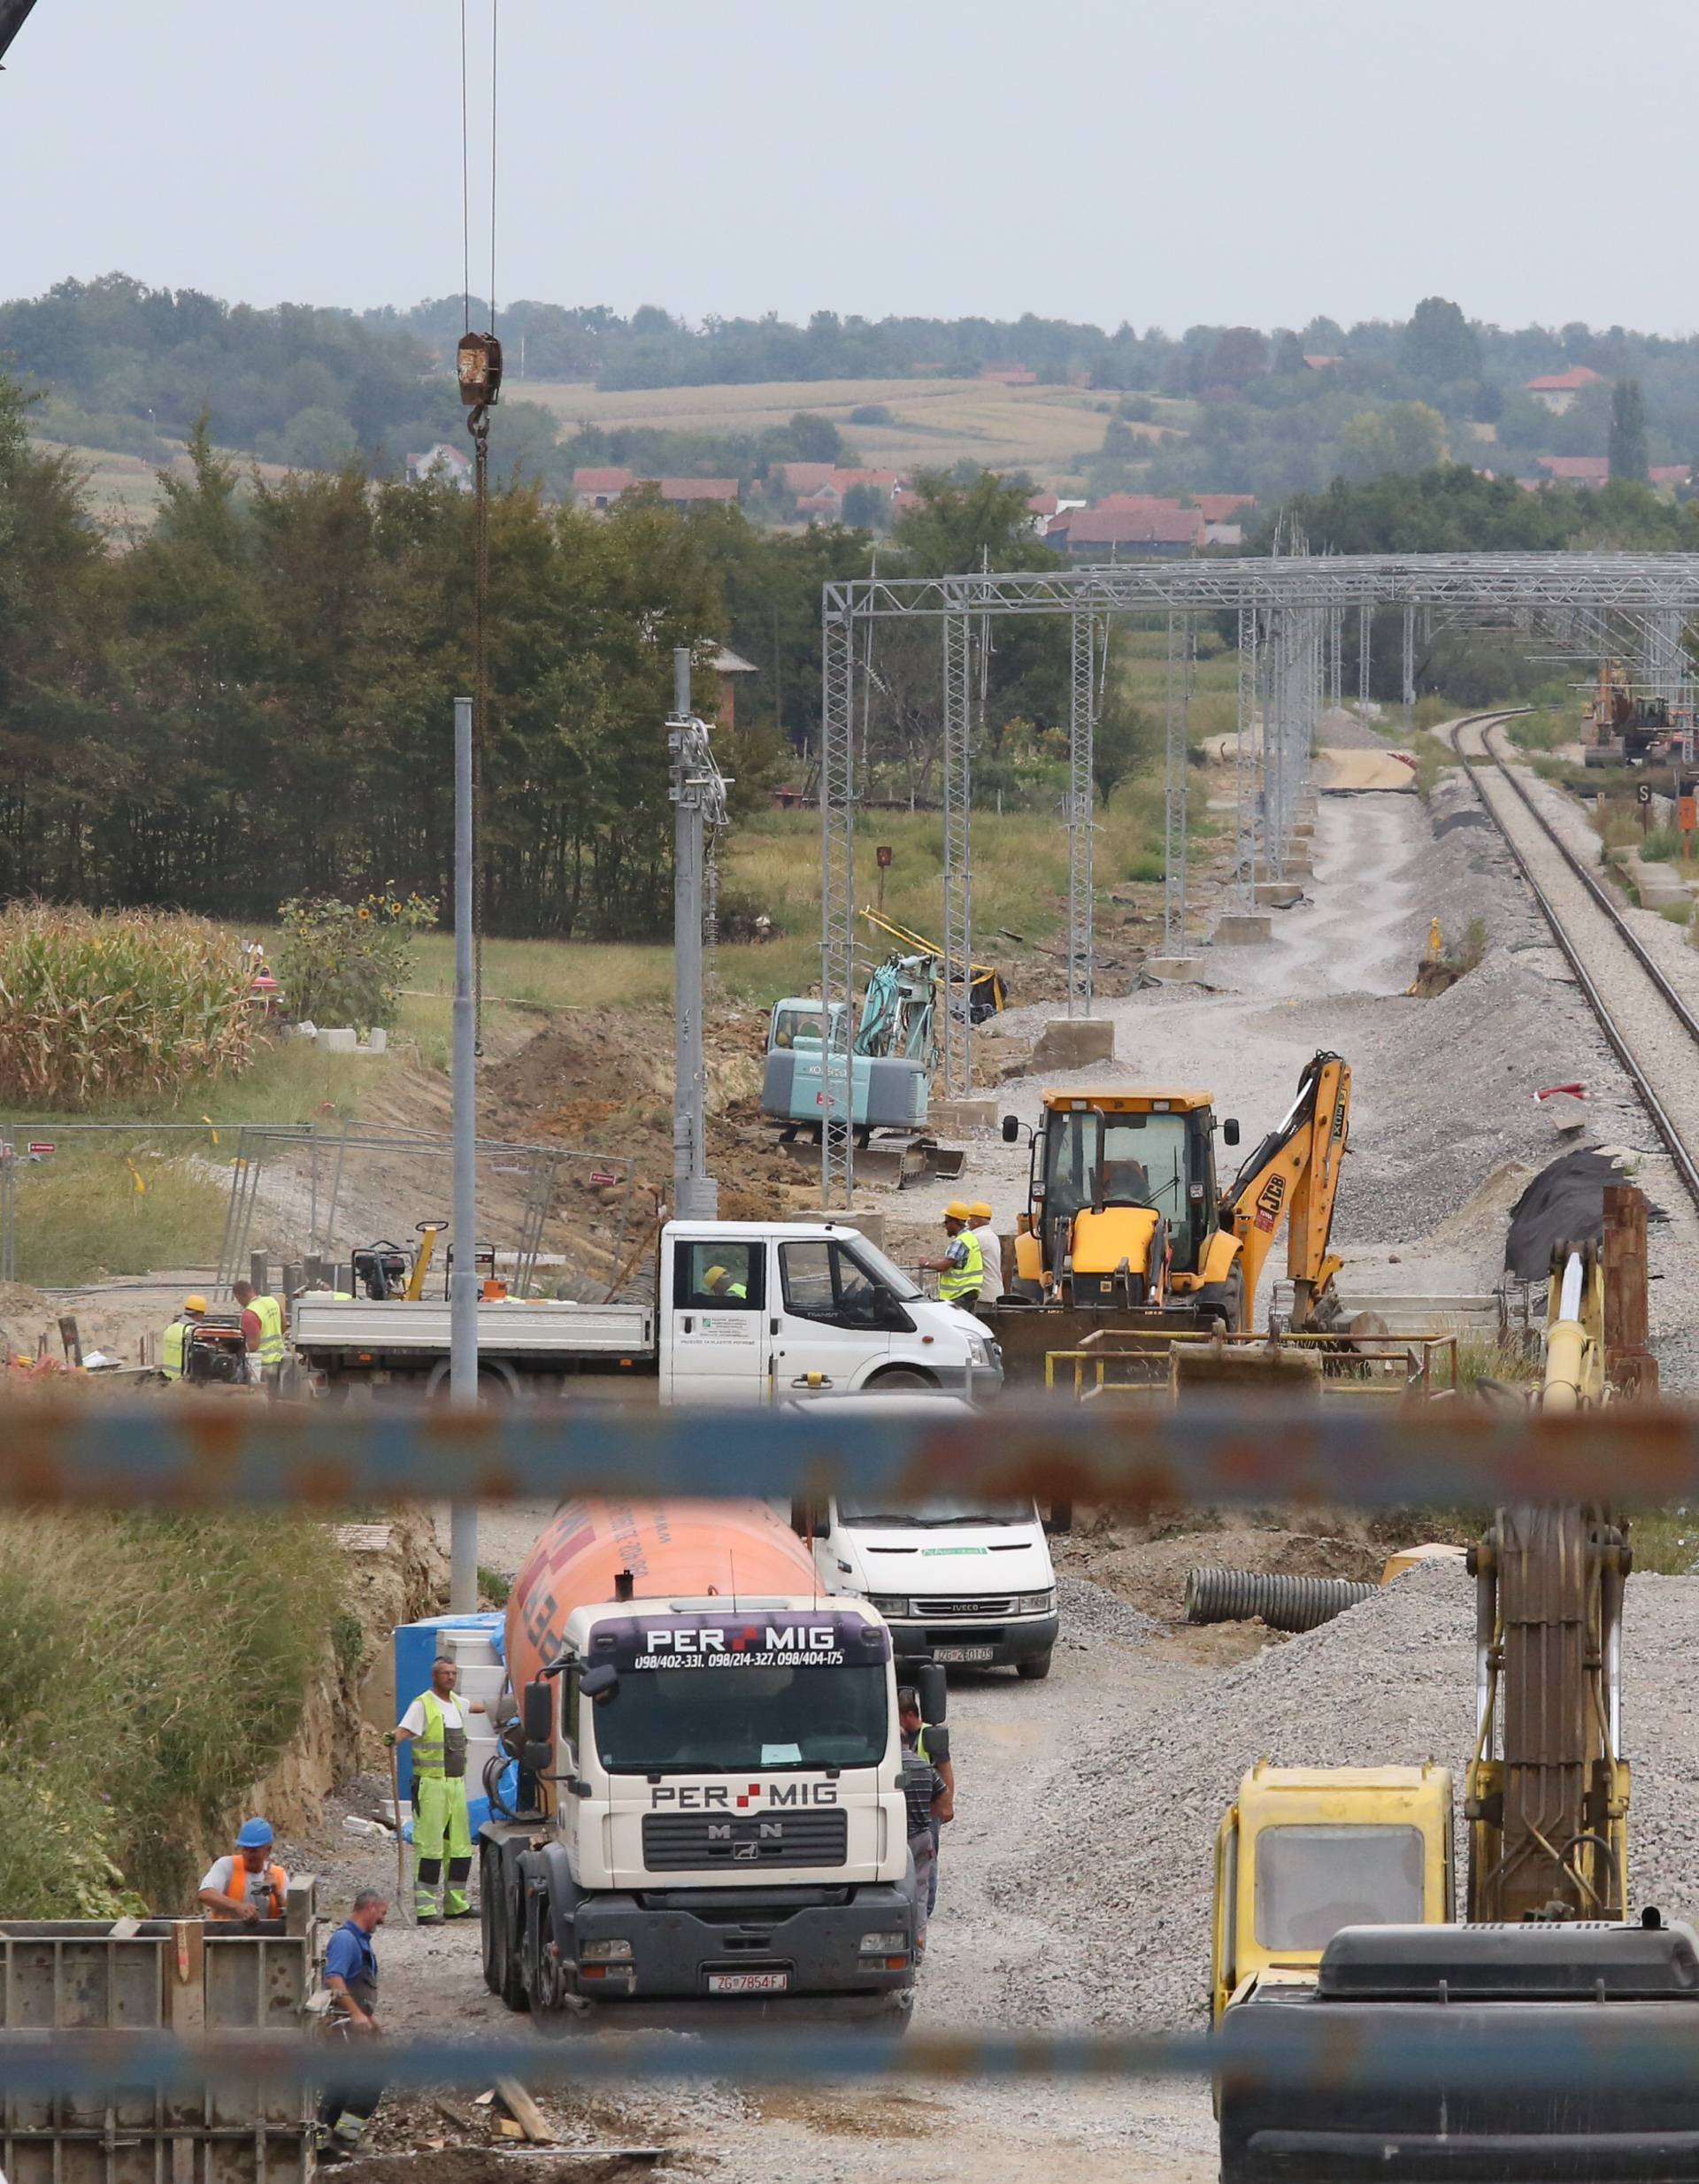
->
[1223, 1051, 1350, 1326]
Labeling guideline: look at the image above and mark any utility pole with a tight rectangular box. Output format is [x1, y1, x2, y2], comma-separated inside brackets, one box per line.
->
[671, 649, 728, 1219]
[449, 695, 478, 1613]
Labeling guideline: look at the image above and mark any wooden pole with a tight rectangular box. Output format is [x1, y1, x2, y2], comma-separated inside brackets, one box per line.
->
[1603, 1183, 1657, 1398]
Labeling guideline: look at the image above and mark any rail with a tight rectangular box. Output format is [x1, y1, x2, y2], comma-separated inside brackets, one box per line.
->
[1454, 708, 1699, 1212]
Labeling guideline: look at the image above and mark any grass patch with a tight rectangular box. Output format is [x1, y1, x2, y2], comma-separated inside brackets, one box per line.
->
[479, 1565, 513, 1608]
[1452, 1337, 1541, 1393]
[0, 1512, 342, 1913]
[1507, 708, 1572, 754]
[1409, 731, 1457, 797]
[1630, 1512, 1699, 1577]
[1660, 900, 1694, 927]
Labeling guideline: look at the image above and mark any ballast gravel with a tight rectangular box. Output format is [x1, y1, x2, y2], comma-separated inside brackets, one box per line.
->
[988, 1562, 1699, 2033]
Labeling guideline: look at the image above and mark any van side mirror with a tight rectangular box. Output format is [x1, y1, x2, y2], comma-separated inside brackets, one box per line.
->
[580, 1662, 619, 1703]
[1001, 1114, 1019, 1142]
[917, 1660, 948, 1725]
[1223, 1119, 1241, 1146]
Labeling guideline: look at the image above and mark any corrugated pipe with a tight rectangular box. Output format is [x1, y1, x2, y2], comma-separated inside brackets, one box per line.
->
[1184, 1566, 1379, 1634]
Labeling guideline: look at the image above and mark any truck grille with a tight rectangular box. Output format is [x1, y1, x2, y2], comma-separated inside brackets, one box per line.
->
[911, 1596, 1017, 1618]
[642, 1811, 848, 1872]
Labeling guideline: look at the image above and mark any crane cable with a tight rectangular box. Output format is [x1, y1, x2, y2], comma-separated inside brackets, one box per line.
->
[458, 0, 501, 1056]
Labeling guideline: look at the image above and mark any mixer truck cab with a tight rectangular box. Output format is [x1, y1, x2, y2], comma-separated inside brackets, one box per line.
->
[665, 1219, 1001, 1403]
[480, 1498, 933, 2032]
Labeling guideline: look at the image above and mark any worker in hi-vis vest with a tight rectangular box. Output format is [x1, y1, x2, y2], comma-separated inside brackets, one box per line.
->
[231, 1278, 288, 1391]
[197, 1816, 288, 1922]
[161, 1295, 209, 1380]
[388, 1657, 486, 1921]
[920, 1201, 985, 1304]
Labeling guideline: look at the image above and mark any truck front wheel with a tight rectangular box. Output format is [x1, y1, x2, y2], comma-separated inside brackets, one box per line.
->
[1017, 1651, 1053, 1681]
[525, 1886, 592, 2037]
[866, 1367, 936, 1391]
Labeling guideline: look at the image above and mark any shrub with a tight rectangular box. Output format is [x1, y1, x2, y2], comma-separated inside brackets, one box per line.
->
[0, 905, 255, 1110]
[275, 889, 436, 1034]
[0, 1512, 342, 1911]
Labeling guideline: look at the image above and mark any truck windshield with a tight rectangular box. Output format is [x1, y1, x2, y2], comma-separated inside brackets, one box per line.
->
[594, 1665, 888, 1773]
[842, 1237, 921, 1302]
[1254, 1824, 1426, 1950]
[839, 1496, 1035, 1527]
[1044, 1111, 1195, 1257]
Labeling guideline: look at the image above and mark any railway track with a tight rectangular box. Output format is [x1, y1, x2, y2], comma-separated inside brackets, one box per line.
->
[1449, 709, 1699, 1209]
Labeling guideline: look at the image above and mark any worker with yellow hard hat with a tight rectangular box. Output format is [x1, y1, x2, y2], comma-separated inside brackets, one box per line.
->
[966, 1200, 1004, 1303]
[702, 1263, 749, 1301]
[161, 1295, 209, 1382]
[920, 1201, 985, 1305]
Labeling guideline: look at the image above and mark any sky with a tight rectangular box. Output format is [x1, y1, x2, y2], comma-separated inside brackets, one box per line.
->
[4, 0, 1697, 336]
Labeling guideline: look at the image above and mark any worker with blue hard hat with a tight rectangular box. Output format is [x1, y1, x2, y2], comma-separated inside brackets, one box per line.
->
[197, 1818, 288, 1923]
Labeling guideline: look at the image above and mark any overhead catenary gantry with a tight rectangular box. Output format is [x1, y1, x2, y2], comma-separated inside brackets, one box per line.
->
[817, 552, 1699, 1205]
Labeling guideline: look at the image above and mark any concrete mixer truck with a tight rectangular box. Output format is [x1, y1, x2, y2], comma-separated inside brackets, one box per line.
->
[478, 1497, 936, 2033]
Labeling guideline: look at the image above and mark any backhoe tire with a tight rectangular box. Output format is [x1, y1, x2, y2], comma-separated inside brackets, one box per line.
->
[1198, 1263, 1244, 1335]
[1016, 1651, 1053, 1681]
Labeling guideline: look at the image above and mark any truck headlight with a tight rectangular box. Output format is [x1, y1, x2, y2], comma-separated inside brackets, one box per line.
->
[1019, 1589, 1056, 1615]
[859, 1930, 907, 1954]
[580, 1938, 633, 1963]
[868, 1595, 911, 1617]
[966, 1335, 991, 1365]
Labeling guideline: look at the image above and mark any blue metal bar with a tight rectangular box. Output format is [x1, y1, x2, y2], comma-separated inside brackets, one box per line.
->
[7, 1398, 1699, 1510]
[5, 2016, 1699, 2097]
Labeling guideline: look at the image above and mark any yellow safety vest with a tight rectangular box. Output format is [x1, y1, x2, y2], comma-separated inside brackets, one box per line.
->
[939, 1228, 985, 1302]
[162, 1322, 188, 1380]
[410, 1690, 468, 1780]
[249, 1293, 287, 1365]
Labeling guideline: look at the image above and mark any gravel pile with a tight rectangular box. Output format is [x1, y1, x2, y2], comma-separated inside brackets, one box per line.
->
[990, 1562, 1699, 2032]
[1056, 1571, 1161, 1647]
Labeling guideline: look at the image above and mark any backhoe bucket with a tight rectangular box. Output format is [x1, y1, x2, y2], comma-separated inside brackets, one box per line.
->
[1218, 1921, 1699, 2183]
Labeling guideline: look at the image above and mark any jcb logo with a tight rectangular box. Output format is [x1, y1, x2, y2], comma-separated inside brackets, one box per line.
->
[1253, 1174, 1286, 1234]
[1330, 1090, 1347, 1142]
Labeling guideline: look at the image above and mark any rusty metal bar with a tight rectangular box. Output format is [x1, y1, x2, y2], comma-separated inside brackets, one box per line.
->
[4, 1400, 1699, 1511]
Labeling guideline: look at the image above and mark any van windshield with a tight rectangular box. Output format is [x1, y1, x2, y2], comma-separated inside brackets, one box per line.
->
[593, 1664, 888, 1773]
[839, 1496, 1035, 1527]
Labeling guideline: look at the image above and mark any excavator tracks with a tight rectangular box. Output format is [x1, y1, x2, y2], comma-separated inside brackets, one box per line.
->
[1451, 709, 1699, 1214]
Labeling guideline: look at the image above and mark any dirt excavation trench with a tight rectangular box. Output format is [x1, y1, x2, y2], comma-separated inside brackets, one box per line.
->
[301, 740, 1699, 2183]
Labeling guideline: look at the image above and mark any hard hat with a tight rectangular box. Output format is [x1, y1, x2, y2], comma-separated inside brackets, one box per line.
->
[183, 1294, 209, 1314]
[704, 1265, 728, 1286]
[969, 1202, 993, 1219]
[943, 1201, 971, 1222]
[235, 1817, 274, 1849]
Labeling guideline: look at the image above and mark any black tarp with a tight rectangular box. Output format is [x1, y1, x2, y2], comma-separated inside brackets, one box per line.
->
[1503, 1148, 1664, 1279]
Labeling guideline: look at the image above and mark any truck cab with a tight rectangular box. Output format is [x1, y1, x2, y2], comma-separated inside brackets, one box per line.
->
[481, 1594, 927, 2028]
[1211, 1762, 1454, 2022]
[664, 1220, 1001, 1404]
[806, 1487, 1058, 1680]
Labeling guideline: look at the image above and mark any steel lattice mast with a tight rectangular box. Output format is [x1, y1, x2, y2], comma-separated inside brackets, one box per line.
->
[1067, 611, 1100, 1015]
[819, 601, 857, 1205]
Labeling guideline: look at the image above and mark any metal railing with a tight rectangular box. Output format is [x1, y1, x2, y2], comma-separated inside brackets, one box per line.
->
[1044, 1327, 1462, 1401]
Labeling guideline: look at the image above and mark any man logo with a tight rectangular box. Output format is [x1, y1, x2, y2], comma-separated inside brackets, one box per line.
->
[707, 1823, 731, 1842]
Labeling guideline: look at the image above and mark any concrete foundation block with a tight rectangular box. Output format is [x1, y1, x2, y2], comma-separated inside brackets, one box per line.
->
[789, 1206, 885, 1250]
[316, 1027, 358, 1051]
[930, 1097, 997, 1134]
[1032, 1018, 1116, 1071]
[1254, 881, 1304, 908]
[1143, 956, 1205, 983]
[1291, 821, 1316, 840]
[1215, 913, 1272, 946]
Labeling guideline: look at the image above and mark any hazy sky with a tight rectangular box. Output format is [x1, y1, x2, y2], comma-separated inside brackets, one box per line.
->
[4, 0, 1696, 335]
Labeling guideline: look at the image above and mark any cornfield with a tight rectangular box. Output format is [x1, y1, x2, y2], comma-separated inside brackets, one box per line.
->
[0, 905, 256, 1110]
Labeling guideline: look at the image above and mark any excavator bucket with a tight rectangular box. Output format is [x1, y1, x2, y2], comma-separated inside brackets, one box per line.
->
[1218, 1919, 1699, 2183]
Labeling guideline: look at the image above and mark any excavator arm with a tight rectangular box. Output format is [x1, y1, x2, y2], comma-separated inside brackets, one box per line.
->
[0, 0, 41, 65]
[1220, 1050, 1349, 1327]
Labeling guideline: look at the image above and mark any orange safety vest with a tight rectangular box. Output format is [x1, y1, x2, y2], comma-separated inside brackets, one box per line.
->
[208, 1855, 287, 1921]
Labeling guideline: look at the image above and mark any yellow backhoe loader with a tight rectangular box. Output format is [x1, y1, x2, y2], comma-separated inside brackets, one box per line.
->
[1211, 1207, 1679, 2184]
[991, 1050, 1349, 1358]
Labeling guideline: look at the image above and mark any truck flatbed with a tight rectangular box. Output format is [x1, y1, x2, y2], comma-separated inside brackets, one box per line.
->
[291, 1294, 654, 1358]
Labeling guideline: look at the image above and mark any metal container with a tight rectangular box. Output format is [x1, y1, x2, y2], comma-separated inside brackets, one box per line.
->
[0, 1904, 316, 2184]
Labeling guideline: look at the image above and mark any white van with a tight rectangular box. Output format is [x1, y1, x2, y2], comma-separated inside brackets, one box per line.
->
[804, 1465, 1059, 1680]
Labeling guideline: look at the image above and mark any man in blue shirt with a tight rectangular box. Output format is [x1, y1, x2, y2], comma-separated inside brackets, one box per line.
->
[315, 1890, 387, 2163]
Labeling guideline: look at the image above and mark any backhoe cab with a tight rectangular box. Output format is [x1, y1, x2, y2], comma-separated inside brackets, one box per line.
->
[1003, 1050, 1349, 1332]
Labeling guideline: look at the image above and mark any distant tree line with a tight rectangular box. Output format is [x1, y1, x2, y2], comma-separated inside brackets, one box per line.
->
[0, 376, 1071, 934]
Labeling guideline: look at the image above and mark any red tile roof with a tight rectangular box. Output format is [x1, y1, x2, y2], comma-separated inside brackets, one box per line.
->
[1094, 493, 1186, 517]
[573, 466, 635, 495]
[655, 477, 740, 502]
[1650, 465, 1691, 487]
[1190, 493, 1256, 521]
[1303, 354, 1342, 369]
[1026, 492, 1060, 516]
[1049, 508, 1205, 547]
[1538, 456, 1609, 483]
[780, 461, 839, 492]
[1525, 366, 1604, 393]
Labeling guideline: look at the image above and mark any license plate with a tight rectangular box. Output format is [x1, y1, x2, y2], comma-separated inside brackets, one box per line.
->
[708, 1971, 788, 1995]
[932, 1644, 996, 1663]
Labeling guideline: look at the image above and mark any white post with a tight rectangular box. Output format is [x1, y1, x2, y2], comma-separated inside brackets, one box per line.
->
[450, 694, 479, 1614]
